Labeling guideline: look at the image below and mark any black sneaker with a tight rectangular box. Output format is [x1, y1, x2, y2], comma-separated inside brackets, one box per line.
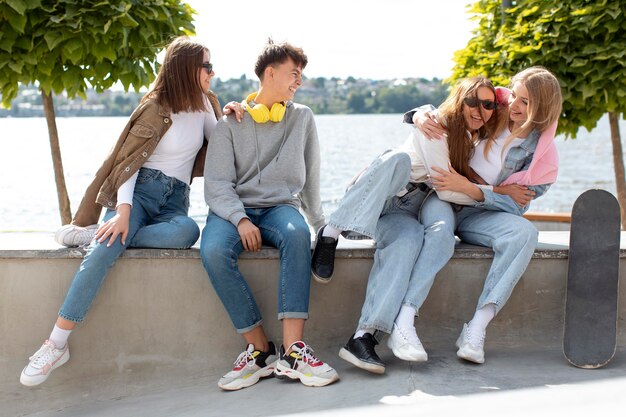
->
[338, 333, 385, 374]
[311, 226, 339, 284]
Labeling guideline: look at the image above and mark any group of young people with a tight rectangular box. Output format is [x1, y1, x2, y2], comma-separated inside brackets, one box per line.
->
[19, 36, 563, 391]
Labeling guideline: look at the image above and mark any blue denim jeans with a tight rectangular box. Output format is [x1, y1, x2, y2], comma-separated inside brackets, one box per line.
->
[200, 205, 311, 333]
[326, 149, 430, 333]
[59, 168, 199, 322]
[328, 150, 413, 239]
[399, 196, 539, 319]
[454, 206, 538, 314]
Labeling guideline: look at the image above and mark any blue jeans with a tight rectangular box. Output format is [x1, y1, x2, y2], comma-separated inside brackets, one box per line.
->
[326, 150, 430, 333]
[59, 168, 199, 322]
[328, 150, 413, 239]
[400, 196, 539, 317]
[454, 206, 538, 313]
[200, 205, 311, 333]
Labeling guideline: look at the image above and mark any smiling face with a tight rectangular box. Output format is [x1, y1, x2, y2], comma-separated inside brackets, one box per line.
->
[267, 57, 303, 102]
[462, 86, 496, 131]
[198, 50, 213, 93]
[508, 81, 529, 129]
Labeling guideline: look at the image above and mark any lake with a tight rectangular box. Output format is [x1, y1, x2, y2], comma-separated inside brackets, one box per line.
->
[0, 114, 623, 232]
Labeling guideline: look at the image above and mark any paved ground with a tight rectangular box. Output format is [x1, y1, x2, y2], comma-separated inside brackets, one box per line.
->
[6, 346, 626, 417]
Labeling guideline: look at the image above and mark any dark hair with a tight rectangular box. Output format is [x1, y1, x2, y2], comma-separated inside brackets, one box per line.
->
[254, 38, 308, 80]
[143, 36, 209, 113]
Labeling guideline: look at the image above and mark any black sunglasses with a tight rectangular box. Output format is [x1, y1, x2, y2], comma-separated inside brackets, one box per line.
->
[463, 97, 497, 111]
[201, 62, 213, 73]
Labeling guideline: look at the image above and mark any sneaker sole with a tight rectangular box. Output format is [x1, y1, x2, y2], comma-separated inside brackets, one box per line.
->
[218, 362, 276, 391]
[312, 271, 332, 284]
[338, 347, 385, 374]
[387, 339, 428, 362]
[456, 348, 484, 364]
[274, 360, 339, 387]
[20, 348, 70, 387]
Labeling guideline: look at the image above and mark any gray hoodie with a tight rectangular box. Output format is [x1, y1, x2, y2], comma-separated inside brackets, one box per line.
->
[204, 102, 325, 231]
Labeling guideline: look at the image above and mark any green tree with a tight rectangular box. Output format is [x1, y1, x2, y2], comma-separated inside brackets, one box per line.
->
[0, 0, 195, 224]
[451, 0, 626, 228]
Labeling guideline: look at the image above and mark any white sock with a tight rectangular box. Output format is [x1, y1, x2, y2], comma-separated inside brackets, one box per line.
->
[354, 329, 375, 339]
[394, 305, 417, 329]
[49, 325, 72, 349]
[322, 225, 342, 240]
[467, 304, 496, 342]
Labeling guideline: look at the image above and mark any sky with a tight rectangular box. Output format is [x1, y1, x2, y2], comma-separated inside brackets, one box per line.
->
[185, 0, 478, 81]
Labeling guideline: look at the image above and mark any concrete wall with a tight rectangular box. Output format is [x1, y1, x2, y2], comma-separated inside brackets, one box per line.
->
[1, 237, 625, 395]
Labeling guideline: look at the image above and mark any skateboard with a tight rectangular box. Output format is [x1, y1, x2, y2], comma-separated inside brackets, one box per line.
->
[563, 189, 621, 368]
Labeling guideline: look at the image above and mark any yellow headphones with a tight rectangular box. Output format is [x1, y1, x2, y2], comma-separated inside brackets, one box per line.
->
[245, 92, 286, 123]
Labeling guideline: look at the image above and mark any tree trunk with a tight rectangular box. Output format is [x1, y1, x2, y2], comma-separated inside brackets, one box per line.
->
[608, 112, 626, 230]
[41, 90, 72, 225]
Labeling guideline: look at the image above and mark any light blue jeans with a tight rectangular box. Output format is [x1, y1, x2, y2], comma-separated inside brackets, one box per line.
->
[399, 195, 539, 318]
[200, 205, 311, 333]
[454, 206, 538, 314]
[59, 168, 200, 322]
[327, 150, 431, 333]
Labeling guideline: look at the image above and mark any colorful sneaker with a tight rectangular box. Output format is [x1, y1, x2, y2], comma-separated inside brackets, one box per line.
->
[338, 333, 385, 374]
[55, 224, 98, 247]
[456, 323, 485, 364]
[275, 341, 339, 387]
[387, 324, 428, 362]
[218, 342, 277, 391]
[20, 340, 70, 386]
[311, 226, 339, 284]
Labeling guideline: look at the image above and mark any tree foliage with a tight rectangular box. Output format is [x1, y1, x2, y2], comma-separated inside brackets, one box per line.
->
[450, 0, 626, 138]
[0, 0, 196, 108]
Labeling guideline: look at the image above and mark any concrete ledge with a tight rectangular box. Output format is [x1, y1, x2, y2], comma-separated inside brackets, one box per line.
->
[1, 231, 625, 415]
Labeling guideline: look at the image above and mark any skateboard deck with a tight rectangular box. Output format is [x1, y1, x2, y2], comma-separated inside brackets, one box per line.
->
[564, 189, 620, 368]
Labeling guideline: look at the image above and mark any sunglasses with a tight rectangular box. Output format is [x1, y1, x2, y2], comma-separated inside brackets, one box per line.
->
[463, 97, 497, 111]
[201, 62, 213, 73]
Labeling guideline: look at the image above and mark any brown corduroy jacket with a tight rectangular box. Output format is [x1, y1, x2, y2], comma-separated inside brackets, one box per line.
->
[71, 91, 222, 226]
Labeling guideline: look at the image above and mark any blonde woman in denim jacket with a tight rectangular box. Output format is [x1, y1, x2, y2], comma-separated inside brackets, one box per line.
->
[20, 37, 225, 386]
[403, 67, 562, 365]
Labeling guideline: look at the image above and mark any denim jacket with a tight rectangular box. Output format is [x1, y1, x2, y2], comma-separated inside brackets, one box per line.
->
[476, 129, 551, 216]
[72, 91, 222, 226]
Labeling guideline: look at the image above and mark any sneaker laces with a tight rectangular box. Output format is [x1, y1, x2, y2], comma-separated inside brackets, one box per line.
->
[397, 326, 423, 347]
[232, 346, 256, 370]
[29, 341, 56, 368]
[465, 327, 485, 347]
[293, 342, 322, 365]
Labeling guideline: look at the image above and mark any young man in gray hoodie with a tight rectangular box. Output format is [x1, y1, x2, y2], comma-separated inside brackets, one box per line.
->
[200, 39, 338, 391]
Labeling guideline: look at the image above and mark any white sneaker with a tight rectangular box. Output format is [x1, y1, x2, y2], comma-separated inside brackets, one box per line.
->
[456, 323, 485, 364]
[387, 324, 428, 362]
[20, 340, 70, 386]
[218, 342, 278, 391]
[55, 224, 98, 247]
[275, 341, 339, 387]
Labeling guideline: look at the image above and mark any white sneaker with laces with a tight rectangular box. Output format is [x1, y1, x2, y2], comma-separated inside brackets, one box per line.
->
[387, 324, 428, 362]
[55, 224, 98, 247]
[456, 323, 485, 364]
[20, 340, 70, 386]
[218, 342, 277, 391]
[275, 341, 339, 387]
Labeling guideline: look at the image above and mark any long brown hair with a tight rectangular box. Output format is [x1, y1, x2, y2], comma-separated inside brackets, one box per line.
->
[142, 36, 209, 113]
[438, 76, 506, 179]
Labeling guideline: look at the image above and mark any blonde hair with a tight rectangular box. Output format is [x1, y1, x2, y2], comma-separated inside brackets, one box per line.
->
[438, 76, 507, 179]
[500, 67, 562, 152]
[142, 36, 210, 113]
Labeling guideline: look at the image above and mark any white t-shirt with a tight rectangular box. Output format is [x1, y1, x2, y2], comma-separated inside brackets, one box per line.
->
[116, 100, 217, 207]
[470, 128, 524, 185]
